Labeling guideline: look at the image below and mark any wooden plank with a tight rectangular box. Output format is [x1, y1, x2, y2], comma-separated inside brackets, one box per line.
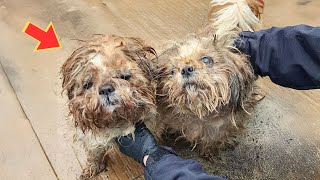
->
[263, 0, 320, 27]
[0, 64, 57, 180]
[0, 0, 87, 179]
[87, 0, 210, 42]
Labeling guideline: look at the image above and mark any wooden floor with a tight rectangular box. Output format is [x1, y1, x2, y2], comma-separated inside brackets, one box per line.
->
[0, 0, 319, 179]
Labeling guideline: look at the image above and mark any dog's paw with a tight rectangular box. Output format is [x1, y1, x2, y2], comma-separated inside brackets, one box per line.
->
[79, 163, 108, 180]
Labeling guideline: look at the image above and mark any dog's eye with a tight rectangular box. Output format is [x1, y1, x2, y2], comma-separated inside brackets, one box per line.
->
[200, 56, 213, 65]
[83, 80, 93, 89]
[120, 74, 132, 81]
[170, 67, 176, 75]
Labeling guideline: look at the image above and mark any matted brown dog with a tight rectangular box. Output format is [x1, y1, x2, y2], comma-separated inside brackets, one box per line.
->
[155, 0, 264, 160]
[61, 35, 157, 179]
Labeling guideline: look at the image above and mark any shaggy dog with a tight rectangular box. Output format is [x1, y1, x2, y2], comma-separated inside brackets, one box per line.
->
[155, 0, 264, 160]
[61, 35, 157, 179]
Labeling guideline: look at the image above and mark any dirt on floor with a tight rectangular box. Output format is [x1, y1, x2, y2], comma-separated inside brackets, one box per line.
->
[0, 0, 319, 179]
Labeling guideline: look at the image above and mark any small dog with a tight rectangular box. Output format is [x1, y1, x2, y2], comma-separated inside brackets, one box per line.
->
[61, 35, 157, 179]
[155, 0, 263, 160]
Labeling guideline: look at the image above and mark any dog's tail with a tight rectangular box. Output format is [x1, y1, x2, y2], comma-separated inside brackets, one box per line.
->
[209, 0, 264, 40]
[246, 0, 264, 19]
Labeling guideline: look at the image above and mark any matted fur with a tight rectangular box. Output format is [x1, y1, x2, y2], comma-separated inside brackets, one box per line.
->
[246, 0, 264, 18]
[154, 0, 265, 160]
[61, 35, 157, 179]
[209, 0, 262, 44]
[156, 34, 258, 159]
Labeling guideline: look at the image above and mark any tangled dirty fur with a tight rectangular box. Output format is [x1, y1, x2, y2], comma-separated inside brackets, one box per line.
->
[208, 0, 263, 46]
[61, 35, 157, 179]
[155, 0, 264, 160]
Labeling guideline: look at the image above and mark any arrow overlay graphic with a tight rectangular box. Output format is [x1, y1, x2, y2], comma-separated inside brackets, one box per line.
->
[22, 21, 62, 52]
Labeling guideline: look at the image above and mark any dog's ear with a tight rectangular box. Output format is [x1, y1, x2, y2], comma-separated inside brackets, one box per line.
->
[121, 37, 158, 81]
[154, 42, 180, 80]
[61, 46, 99, 100]
[223, 50, 255, 109]
[122, 37, 157, 60]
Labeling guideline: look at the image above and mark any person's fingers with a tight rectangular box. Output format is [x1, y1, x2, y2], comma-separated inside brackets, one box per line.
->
[135, 121, 146, 129]
[116, 134, 133, 147]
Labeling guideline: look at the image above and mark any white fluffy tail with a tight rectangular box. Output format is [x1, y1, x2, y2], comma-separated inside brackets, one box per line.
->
[209, 0, 261, 40]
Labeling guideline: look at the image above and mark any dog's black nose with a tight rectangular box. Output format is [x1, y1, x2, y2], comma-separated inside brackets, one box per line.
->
[181, 66, 194, 77]
[99, 85, 115, 95]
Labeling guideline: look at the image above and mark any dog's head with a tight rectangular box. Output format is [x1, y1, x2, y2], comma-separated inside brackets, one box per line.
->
[61, 35, 157, 132]
[157, 35, 255, 118]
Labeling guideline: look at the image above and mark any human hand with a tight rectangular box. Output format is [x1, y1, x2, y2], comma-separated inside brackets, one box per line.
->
[116, 122, 158, 165]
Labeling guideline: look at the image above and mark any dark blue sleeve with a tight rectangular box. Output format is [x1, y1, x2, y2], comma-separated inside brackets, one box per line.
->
[144, 153, 226, 180]
[235, 25, 320, 90]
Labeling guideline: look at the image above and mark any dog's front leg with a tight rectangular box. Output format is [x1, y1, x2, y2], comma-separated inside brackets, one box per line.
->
[193, 115, 242, 162]
[80, 146, 108, 180]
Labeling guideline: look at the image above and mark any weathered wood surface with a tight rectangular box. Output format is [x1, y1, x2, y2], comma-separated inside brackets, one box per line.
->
[0, 0, 319, 179]
[0, 64, 57, 179]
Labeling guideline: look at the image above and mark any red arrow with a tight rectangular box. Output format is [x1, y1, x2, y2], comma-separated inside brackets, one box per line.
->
[22, 21, 62, 52]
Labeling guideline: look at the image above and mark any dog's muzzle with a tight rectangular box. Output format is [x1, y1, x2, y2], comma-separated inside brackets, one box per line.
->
[181, 65, 194, 78]
[99, 84, 119, 105]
